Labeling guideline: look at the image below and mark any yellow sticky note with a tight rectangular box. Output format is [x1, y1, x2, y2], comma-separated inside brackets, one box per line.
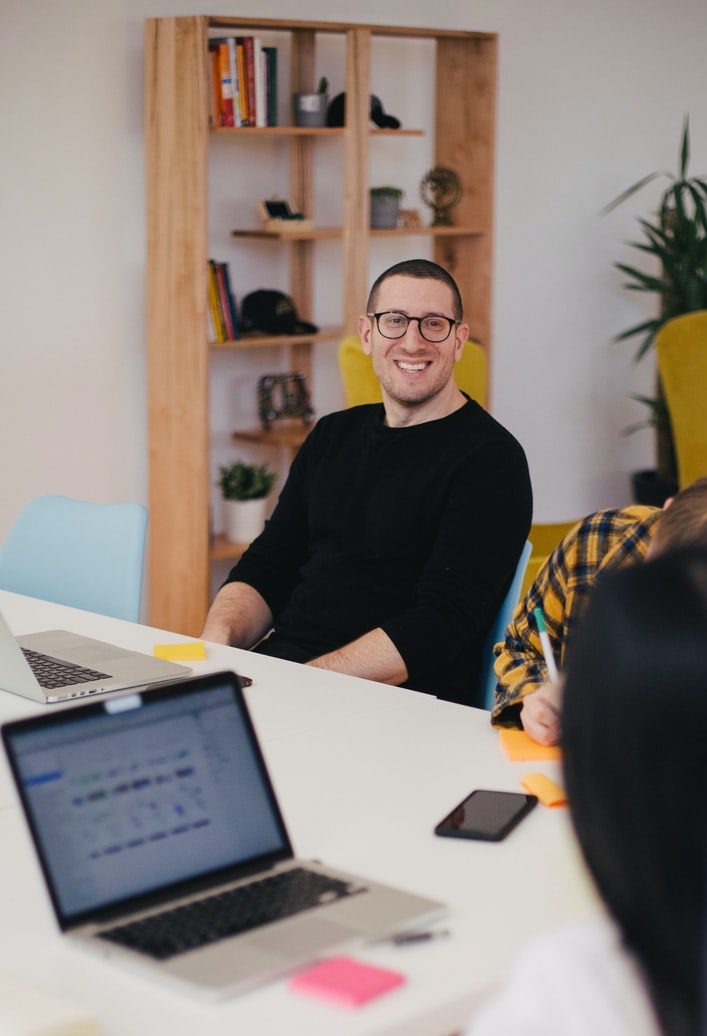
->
[522, 772, 567, 807]
[153, 641, 207, 662]
[497, 728, 562, 762]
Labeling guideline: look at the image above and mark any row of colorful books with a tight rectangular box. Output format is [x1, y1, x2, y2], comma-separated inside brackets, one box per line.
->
[208, 37, 278, 128]
[207, 260, 239, 343]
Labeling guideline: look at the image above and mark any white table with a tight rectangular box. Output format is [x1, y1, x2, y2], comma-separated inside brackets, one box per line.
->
[0, 591, 599, 1036]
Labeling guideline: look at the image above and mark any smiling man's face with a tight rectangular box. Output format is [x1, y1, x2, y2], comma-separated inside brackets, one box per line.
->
[358, 275, 468, 423]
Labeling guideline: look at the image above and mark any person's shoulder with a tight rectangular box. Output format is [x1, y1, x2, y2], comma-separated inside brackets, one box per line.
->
[574, 505, 658, 538]
[464, 919, 660, 1036]
[459, 398, 520, 438]
[454, 399, 528, 459]
[313, 403, 382, 430]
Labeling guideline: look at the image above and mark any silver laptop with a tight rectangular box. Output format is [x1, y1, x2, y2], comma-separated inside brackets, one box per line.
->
[2, 671, 444, 999]
[0, 606, 190, 704]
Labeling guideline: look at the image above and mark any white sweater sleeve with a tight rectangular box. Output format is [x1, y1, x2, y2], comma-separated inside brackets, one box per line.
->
[463, 919, 662, 1036]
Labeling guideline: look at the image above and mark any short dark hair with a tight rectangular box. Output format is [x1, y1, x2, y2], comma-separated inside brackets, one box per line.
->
[562, 548, 707, 1036]
[652, 475, 707, 555]
[366, 259, 463, 321]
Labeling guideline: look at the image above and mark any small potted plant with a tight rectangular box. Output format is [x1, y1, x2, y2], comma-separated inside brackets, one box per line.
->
[218, 460, 276, 543]
[370, 186, 404, 228]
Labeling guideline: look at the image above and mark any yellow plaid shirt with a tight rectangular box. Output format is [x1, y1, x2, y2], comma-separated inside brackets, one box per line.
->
[492, 506, 660, 725]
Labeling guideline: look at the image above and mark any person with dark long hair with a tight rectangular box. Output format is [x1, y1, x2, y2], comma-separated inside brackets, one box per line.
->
[466, 549, 707, 1035]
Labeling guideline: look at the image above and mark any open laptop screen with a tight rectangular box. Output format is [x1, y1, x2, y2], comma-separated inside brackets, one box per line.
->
[3, 674, 291, 927]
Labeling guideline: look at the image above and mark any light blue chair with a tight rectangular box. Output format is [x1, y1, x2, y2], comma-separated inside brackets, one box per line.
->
[478, 540, 532, 710]
[0, 495, 147, 622]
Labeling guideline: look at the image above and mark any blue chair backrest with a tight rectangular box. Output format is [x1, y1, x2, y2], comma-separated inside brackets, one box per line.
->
[478, 540, 532, 710]
[0, 495, 147, 622]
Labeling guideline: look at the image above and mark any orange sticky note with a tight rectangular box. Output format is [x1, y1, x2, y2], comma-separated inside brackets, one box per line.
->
[521, 772, 567, 807]
[497, 728, 562, 762]
[153, 641, 206, 662]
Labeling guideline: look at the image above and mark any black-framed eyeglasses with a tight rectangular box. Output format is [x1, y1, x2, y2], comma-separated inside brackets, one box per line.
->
[368, 310, 458, 343]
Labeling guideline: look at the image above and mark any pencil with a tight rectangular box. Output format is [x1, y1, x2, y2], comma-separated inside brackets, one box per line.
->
[533, 607, 559, 683]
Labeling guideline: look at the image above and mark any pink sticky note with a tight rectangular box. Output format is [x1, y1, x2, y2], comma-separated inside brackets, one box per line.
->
[289, 956, 406, 1008]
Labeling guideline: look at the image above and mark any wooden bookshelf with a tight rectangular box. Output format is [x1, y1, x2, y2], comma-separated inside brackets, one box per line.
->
[145, 15, 497, 635]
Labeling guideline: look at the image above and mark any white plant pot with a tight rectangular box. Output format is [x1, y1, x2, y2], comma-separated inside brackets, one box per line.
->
[224, 498, 268, 543]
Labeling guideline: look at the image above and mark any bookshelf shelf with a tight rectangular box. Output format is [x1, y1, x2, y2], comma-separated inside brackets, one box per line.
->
[146, 15, 497, 634]
[371, 128, 424, 137]
[231, 425, 311, 450]
[211, 125, 343, 136]
[230, 226, 483, 241]
[209, 326, 343, 350]
[371, 225, 485, 237]
[230, 227, 342, 241]
[209, 535, 249, 562]
[211, 126, 424, 137]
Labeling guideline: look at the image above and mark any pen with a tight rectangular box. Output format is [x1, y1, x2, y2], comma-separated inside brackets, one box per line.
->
[391, 929, 450, 946]
[533, 607, 559, 683]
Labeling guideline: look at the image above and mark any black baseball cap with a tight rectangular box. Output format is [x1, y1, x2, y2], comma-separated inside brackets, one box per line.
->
[326, 93, 400, 129]
[241, 290, 319, 335]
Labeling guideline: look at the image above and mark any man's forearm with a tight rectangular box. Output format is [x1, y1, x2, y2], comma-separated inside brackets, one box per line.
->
[307, 627, 408, 685]
[200, 581, 273, 648]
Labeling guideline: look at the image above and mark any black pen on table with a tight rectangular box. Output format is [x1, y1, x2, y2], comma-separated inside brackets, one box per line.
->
[391, 928, 451, 946]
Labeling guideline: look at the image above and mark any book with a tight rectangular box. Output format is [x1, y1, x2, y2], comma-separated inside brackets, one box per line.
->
[207, 261, 226, 342]
[206, 294, 217, 344]
[206, 261, 239, 342]
[208, 45, 220, 128]
[210, 37, 243, 128]
[235, 39, 249, 126]
[262, 46, 278, 126]
[217, 41, 234, 127]
[253, 37, 266, 128]
[240, 37, 257, 127]
[221, 263, 240, 338]
[214, 262, 234, 340]
[225, 37, 241, 128]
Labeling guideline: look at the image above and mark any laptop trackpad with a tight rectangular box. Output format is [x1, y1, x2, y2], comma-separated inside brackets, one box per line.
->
[250, 915, 355, 958]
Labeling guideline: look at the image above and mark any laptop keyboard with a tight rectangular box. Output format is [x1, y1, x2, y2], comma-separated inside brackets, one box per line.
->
[21, 648, 111, 689]
[99, 867, 361, 960]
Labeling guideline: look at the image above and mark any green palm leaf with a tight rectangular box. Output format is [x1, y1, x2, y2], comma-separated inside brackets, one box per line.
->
[603, 116, 705, 481]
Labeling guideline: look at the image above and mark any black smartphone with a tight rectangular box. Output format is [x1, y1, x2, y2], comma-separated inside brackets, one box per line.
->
[434, 789, 537, 842]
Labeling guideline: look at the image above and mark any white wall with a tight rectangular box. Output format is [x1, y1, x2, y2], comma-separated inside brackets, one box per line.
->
[2, 0, 706, 548]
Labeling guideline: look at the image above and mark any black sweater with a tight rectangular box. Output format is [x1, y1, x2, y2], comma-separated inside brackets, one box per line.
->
[227, 399, 532, 705]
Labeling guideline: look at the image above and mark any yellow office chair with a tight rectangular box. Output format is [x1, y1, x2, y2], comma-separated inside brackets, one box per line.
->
[656, 310, 707, 488]
[338, 334, 488, 409]
[521, 520, 580, 597]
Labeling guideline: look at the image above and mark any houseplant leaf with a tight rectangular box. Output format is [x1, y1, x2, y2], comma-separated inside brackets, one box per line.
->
[603, 116, 706, 488]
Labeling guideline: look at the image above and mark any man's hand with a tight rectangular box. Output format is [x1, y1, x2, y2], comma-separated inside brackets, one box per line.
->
[520, 684, 561, 746]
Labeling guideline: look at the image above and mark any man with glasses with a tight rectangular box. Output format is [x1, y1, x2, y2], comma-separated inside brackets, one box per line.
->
[202, 259, 531, 705]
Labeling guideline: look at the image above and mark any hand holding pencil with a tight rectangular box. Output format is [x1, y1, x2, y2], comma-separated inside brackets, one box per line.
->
[519, 608, 563, 746]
